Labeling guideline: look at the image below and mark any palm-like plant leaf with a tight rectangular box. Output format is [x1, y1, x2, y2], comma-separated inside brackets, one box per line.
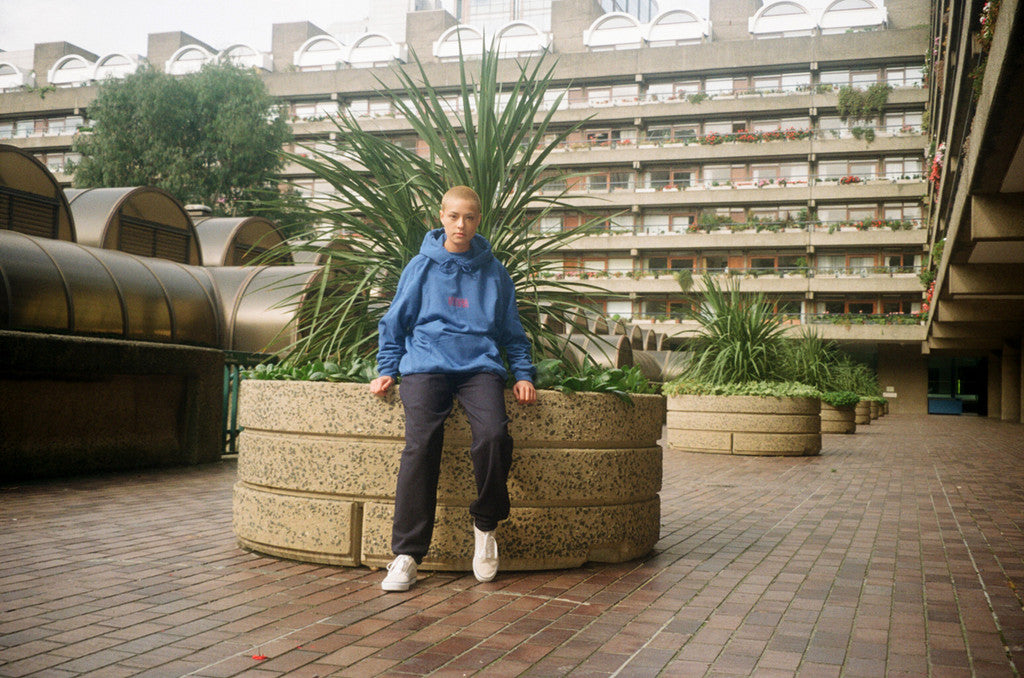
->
[261, 44, 611, 366]
[682, 275, 790, 384]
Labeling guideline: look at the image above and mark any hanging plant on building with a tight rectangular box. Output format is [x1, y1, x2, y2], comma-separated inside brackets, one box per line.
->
[837, 83, 891, 123]
[929, 142, 946, 197]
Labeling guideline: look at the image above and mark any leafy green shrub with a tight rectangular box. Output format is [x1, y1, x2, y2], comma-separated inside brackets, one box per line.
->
[244, 357, 378, 383]
[820, 391, 861, 409]
[662, 380, 820, 398]
[680, 275, 790, 384]
[535, 359, 657, 402]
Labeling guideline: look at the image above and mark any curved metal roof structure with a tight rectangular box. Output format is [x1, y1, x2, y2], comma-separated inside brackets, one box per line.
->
[193, 216, 292, 267]
[203, 265, 321, 354]
[64, 187, 202, 265]
[0, 144, 76, 241]
[0, 230, 221, 347]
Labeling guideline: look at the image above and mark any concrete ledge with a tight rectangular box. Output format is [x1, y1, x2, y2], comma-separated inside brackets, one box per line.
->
[856, 400, 872, 424]
[233, 380, 666, 571]
[821, 403, 857, 434]
[666, 394, 821, 456]
[0, 330, 223, 481]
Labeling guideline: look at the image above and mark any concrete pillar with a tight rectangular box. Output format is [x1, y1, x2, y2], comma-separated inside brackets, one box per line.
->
[405, 9, 458, 62]
[988, 351, 1002, 419]
[33, 42, 98, 86]
[551, 0, 605, 55]
[271, 22, 327, 73]
[709, 0, 761, 42]
[146, 32, 215, 73]
[1001, 340, 1021, 422]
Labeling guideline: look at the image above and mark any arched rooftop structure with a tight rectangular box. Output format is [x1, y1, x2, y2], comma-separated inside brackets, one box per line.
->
[93, 53, 139, 81]
[293, 35, 346, 71]
[0, 61, 34, 91]
[0, 230, 221, 347]
[749, 1, 816, 37]
[165, 44, 214, 75]
[0, 144, 75, 241]
[347, 33, 405, 68]
[584, 13, 644, 51]
[64, 187, 201, 265]
[434, 25, 484, 61]
[218, 43, 272, 71]
[494, 22, 551, 57]
[204, 265, 322, 354]
[819, 0, 887, 34]
[193, 216, 292, 267]
[646, 9, 710, 46]
[47, 54, 94, 87]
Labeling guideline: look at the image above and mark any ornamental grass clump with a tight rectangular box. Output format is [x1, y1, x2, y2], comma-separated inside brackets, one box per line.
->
[671, 274, 791, 388]
[662, 275, 820, 398]
[259, 44, 605, 369]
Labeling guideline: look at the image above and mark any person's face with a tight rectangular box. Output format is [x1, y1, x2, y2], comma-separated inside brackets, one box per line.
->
[439, 197, 481, 253]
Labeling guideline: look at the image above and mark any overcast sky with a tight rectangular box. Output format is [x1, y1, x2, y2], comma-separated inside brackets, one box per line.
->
[0, 0, 372, 56]
[1, 0, 726, 58]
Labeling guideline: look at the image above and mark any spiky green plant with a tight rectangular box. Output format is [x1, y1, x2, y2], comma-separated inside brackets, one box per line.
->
[261, 44, 607, 366]
[780, 327, 838, 390]
[679, 274, 790, 384]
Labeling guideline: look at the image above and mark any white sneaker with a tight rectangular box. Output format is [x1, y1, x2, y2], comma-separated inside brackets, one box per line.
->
[381, 555, 417, 592]
[473, 526, 499, 582]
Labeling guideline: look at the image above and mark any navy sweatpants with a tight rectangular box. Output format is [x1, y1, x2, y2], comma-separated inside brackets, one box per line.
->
[392, 372, 513, 562]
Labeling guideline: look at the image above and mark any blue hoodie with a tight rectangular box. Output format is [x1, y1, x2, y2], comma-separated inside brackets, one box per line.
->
[376, 228, 535, 382]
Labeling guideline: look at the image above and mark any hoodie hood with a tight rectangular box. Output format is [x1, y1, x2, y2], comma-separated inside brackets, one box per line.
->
[419, 228, 494, 274]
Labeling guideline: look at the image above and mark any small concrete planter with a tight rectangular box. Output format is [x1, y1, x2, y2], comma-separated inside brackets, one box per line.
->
[233, 380, 666, 572]
[869, 400, 880, 420]
[820, 402, 856, 434]
[855, 400, 872, 425]
[666, 395, 821, 456]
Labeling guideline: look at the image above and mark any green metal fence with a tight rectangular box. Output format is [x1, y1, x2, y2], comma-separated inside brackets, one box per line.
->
[222, 351, 269, 455]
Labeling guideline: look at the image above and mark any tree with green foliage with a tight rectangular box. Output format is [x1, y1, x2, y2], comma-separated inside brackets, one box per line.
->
[72, 62, 290, 217]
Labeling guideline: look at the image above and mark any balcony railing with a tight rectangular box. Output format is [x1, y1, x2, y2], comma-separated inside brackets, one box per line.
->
[623, 311, 923, 325]
[547, 264, 924, 280]
[538, 218, 925, 236]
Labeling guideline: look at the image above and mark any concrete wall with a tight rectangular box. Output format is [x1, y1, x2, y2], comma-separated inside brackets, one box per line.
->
[33, 42, 98, 86]
[0, 331, 223, 481]
[877, 343, 929, 414]
[271, 22, 327, 73]
[145, 32, 215, 72]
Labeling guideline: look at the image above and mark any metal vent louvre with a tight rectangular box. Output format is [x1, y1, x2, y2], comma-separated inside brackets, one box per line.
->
[0, 186, 59, 239]
[118, 215, 190, 262]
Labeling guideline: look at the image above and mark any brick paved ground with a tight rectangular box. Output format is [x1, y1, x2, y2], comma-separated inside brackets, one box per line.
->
[2, 413, 1023, 677]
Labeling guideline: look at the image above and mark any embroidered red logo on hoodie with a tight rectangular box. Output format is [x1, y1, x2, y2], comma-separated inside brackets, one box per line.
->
[448, 296, 469, 308]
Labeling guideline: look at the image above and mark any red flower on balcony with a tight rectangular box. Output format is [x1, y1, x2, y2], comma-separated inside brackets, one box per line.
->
[839, 175, 862, 185]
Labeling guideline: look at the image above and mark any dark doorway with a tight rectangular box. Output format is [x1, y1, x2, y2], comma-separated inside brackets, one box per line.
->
[927, 356, 987, 415]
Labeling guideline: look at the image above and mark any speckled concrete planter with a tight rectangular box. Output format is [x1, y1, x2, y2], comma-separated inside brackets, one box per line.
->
[855, 400, 872, 425]
[233, 380, 666, 571]
[820, 402, 856, 434]
[666, 395, 821, 456]
[869, 400, 880, 420]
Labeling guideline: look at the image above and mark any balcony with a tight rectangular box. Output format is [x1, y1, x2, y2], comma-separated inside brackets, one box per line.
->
[550, 266, 924, 295]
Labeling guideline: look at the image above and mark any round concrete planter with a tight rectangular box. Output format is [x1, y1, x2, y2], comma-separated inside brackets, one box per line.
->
[233, 380, 666, 572]
[883, 400, 890, 415]
[855, 400, 872, 425]
[869, 400, 880, 420]
[820, 402, 856, 434]
[666, 395, 821, 456]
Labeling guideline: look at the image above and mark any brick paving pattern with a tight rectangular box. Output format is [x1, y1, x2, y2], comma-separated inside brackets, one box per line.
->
[2, 414, 1023, 677]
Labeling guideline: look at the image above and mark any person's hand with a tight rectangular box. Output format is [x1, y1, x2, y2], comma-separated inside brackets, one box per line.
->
[369, 375, 394, 396]
[513, 380, 536, 405]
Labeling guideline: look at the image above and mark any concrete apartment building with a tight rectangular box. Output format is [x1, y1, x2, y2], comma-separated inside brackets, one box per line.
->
[0, 0, 942, 412]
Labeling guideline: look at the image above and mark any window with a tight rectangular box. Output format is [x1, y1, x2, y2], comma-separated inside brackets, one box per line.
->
[645, 124, 697, 144]
[642, 213, 669, 235]
[886, 66, 924, 88]
[295, 36, 346, 71]
[884, 157, 923, 180]
[705, 77, 732, 95]
[882, 202, 922, 223]
[702, 165, 731, 184]
[884, 110, 923, 134]
[647, 168, 695, 189]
